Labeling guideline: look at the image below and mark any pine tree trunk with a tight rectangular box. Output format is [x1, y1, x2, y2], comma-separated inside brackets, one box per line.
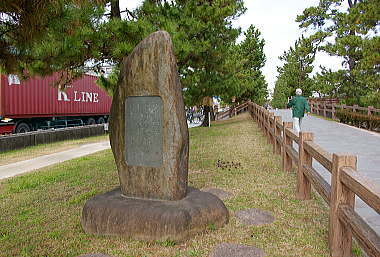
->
[210, 107, 215, 121]
[111, 0, 121, 19]
[201, 105, 211, 127]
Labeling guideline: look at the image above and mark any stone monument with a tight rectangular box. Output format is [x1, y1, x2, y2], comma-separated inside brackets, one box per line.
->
[81, 31, 228, 241]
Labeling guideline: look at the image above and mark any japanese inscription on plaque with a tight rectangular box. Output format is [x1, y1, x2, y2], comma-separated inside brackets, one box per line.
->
[125, 96, 163, 167]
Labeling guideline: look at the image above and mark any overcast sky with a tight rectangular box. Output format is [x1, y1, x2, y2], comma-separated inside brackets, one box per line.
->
[120, 0, 341, 93]
[236, 0, 321, 92]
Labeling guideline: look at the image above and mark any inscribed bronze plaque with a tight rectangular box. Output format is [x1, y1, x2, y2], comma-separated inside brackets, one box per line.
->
[125, 96, 163, 167]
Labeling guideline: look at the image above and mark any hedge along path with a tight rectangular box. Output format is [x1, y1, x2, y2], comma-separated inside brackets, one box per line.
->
[1, 112, 331, 257]
[308, 99, 380, 131]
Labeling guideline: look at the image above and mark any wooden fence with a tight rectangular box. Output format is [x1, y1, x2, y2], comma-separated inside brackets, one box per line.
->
[249, 101, 380, 257]
[215, 102, 249, 120]
[308, 99, 380, 120]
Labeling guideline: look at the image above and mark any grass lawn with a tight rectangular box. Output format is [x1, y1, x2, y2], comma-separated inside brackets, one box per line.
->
[0, 134, 109, 166]
[0, 113, 349, 257]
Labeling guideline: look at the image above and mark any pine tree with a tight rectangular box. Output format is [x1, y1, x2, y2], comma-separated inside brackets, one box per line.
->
[0, 0, 107, 76]
[136, 0, 246, 126]
[272, 36, 319, 107]
[1, 0, 263, 119]
[234, 25, 267, 105]
[296, 0, 380, 105]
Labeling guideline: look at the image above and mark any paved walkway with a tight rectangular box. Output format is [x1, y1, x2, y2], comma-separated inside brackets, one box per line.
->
[0, 141, 111, 180]
[0, 121, 200, 180]
[272, 109, 380, 235]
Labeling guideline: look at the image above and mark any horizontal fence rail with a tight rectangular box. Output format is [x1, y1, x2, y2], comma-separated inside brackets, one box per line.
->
[248, 101, 380, 257]
[215, 102, 249, 120]
[308, 99, 380, 121]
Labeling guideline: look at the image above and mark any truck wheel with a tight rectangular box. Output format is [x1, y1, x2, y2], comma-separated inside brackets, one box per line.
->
[15, 122, 31, 133]
[97, 117, 106, 124]
[87, 118, 96, 125]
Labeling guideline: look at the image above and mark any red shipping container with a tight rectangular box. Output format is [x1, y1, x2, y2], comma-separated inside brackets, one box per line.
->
[0, 73, 112, 119]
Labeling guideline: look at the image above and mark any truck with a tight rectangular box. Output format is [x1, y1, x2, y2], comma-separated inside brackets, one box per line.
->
[0, 73, 112, 134]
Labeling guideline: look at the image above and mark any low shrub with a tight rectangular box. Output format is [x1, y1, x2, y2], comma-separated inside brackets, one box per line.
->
[336, 109, 380, 131]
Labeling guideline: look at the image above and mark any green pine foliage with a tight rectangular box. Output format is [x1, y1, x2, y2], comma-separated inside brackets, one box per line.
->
[271, 36, 319, 108]
[295, 0, 380, 106]
[273, 0, 379, 109]
[0, 1, 109, 76]
[272, 76, 291, 109]
[233, 25, 268, 105]
[1, 0, 269, 109]
[96, 68, 119, 96]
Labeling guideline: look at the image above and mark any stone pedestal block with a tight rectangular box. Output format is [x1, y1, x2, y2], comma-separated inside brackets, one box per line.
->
[81, 187, 229, 241]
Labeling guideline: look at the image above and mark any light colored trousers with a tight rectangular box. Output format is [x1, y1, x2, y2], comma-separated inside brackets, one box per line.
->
[293, 117, 303, 133]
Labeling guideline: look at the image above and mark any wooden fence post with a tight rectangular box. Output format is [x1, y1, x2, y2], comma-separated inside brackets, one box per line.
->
[297, 132, 314, 200]
[267, 112, 274, 144]
[309, 100, 313, 113]
[368, 106, 373, 116]
[274, 117, 282, 155]
[258, 107, 261, 128]
[263, 110, 267, 135]
[282, 121, 293, 172]
[258, 107, 262, 128]
[332, 104, 336, 120]
[265, 111, 269, 137]
[330, 153, 357, 257]
[274, 116, 282, 155]
[317, 103, 320, 115]
[261, 109, 265, 133]
[256, 106, 259, 126]
[271, 115, 276, 153]
[258, 108, 262, 128]
[323, 102, 327, 117]
[256, 105, 259, 123]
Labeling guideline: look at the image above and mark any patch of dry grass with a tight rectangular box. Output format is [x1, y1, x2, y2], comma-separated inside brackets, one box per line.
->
[0, 134, 109, 165]
[0, 113, 349, 256]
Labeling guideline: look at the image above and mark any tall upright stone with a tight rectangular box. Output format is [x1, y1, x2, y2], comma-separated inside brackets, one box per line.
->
[81, 31, 228, 241]
[110, 31, 188, 200]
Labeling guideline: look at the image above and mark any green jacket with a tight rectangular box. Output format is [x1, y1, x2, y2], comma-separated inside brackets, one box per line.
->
[287, 96, 310, 118]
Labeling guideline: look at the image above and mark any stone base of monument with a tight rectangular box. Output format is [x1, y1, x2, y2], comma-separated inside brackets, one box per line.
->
[81, 187, 229, 241]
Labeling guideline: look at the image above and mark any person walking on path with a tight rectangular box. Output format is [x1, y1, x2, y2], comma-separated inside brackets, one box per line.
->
[287, 88, 310, 133]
